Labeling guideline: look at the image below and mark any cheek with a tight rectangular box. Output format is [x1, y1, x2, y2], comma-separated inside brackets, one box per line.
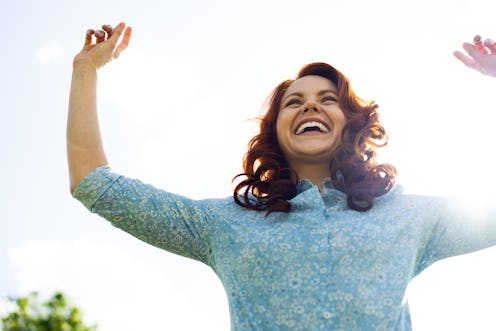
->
[275, 120, 286, 149]
[275, 112, 290, 138]
[333, 111, 347, 133]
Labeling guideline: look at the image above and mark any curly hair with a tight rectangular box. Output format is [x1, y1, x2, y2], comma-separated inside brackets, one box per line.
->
[233, 62, 397, 213]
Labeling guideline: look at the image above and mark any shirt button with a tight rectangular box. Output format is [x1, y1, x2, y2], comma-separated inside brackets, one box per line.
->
[323, 311, 332, 319]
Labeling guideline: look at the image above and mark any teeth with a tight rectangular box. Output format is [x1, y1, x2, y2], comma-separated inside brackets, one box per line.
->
[295, 121, 330, 135]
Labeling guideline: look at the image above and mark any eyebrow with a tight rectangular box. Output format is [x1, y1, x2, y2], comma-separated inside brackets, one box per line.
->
[318, 89, 338, 96]
[282, 89, 338, 103]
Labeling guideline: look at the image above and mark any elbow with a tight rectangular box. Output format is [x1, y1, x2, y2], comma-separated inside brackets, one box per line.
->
[67, 166, 94, 196]
[69, 175, 81, 196]
[69, 183, 77, 196]
[67, 160, 108, 196]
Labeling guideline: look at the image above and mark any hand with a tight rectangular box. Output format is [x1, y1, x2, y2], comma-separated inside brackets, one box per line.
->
[453, 35, 496, 77]
[73, 22, 132, 70]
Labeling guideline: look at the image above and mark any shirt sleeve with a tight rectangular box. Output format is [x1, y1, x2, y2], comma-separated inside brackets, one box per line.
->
[417, 196, 496, 273]
[73, 166, 212, 265]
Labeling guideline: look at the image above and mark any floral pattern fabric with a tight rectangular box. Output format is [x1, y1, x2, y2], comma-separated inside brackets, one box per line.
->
[73, 166, 496, 331]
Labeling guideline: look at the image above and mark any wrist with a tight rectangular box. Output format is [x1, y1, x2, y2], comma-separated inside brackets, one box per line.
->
[72, 57, 99, 74]
[71, 62, 98, 83]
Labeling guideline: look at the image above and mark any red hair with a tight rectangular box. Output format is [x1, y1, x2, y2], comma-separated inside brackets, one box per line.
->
[233, 62, 397, 213]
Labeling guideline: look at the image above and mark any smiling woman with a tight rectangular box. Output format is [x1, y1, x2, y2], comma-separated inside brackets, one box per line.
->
[67, 23, 496, 331]
[276, 76, 347, 182]
[234, 62, 396, 214]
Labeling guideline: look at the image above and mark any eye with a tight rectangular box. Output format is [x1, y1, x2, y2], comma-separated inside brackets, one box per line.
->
[285, 98, 302, 107]
[321, 95, 338, 104]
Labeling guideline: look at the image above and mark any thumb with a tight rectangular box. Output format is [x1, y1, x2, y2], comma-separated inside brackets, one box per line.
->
[463, 43, 483, 61]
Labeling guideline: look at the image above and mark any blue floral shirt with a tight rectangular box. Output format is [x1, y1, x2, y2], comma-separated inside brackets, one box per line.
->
[73, 166, 496, 330]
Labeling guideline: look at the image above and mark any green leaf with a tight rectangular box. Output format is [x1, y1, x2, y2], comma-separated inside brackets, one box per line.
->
[1, 292, 97, 331]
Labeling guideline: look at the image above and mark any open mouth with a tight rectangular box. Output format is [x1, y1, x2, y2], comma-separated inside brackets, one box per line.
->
[295, 121, 330, 135]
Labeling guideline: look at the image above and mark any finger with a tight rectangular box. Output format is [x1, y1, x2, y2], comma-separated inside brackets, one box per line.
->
[462, 42, 485, 61]
[473, 35, 488, 54]
[483, 38, 496, 54]
[114, 26, 132, 59]
[453, 51, 482, 72]
[107, 23, 130, 53]
[84, 29, 95, 47]
[94, 30, 106, 43]
[108, 22, 127, 44]
[102, 24, 113, 38]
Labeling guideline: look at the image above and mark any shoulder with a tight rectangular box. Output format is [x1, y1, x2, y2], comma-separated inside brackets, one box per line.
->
[200, 195, 264, 219]
[373, 183, 447, 220]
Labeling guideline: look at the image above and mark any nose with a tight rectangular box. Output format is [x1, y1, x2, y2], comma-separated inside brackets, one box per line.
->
[301, 101, 320, 113]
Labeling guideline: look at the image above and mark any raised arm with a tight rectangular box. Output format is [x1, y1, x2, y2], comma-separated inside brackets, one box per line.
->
[67, 23, 132, 193]
[454, 35, 496, 77]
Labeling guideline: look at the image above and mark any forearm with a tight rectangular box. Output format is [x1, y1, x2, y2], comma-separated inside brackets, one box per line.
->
[67, 22, 131, 193]
[67, 63, 108, 193]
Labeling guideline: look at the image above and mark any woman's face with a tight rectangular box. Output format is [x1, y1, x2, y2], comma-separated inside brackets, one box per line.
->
[276, 75, 346, 167]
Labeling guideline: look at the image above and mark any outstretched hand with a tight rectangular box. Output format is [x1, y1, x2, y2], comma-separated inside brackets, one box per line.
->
[73, 22, 132, 70]
[454, 35, 496, 77]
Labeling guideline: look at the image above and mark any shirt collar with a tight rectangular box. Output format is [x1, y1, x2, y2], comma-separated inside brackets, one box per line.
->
[296, 177, 337, 194]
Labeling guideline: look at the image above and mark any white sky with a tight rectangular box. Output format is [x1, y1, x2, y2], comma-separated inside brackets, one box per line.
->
[1, 0, 496, 330]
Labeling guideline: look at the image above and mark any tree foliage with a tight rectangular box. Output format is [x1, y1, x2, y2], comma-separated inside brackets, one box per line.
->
[1, 292, 96, 331]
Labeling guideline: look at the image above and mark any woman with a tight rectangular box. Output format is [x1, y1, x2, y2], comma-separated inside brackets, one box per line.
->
[68, 23, 496, 330]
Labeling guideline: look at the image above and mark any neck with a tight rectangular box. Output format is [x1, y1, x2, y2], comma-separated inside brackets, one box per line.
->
[290, 162, 331, 188]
